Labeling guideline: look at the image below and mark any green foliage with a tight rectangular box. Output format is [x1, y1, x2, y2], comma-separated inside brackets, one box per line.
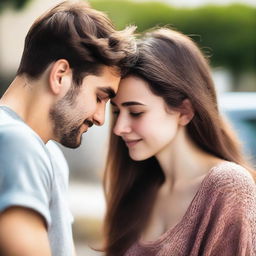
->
[89, 0, 256, 73]
[0, 0, 31, 13]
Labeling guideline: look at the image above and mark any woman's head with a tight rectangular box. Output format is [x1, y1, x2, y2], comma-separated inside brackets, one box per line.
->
[111, 75, 193, 161]
[103, 27, 253, 256]
[111, 27, 237, 160]
[117, 28, 223, 158]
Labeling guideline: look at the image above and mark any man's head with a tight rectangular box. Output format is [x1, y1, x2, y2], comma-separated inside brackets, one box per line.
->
[49, 64, 120, 148]
[16, 1, 136, 148]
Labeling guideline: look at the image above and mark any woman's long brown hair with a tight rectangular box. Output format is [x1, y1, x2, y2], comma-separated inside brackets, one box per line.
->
[103, 28, 255, 255]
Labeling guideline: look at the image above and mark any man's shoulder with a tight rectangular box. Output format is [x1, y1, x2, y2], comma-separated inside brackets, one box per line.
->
[0, 113, 53, 178]
[0, 116, 45, 153]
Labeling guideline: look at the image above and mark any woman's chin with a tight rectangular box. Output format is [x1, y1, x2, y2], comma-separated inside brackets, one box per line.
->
[129, 152, 150, 162]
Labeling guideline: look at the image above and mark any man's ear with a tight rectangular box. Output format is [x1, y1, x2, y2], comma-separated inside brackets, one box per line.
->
[49, 59, 72, 95]
[178, 99, 195, 126]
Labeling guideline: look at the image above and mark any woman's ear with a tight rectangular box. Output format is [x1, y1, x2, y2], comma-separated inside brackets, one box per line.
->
[178, 99, 195, 126]
[48, 59, 72, 95]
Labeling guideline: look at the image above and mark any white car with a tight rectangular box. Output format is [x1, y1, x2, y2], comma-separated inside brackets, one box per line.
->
[219, 92, 256, 164]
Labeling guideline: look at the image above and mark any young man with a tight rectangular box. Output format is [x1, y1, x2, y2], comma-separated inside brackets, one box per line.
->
[0, 1, 136, 255]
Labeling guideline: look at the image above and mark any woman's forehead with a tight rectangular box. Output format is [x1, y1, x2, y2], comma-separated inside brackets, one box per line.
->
[112, 76, 165, 108]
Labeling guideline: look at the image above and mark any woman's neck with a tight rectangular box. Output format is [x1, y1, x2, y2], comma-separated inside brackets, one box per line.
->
[155, 127, 222, 189]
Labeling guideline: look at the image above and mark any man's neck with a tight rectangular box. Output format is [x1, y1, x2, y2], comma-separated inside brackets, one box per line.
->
[0, 76, 54, 143]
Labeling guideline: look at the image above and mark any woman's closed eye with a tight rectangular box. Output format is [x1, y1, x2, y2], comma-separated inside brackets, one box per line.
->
[112, 111, 143, 117]
[130, 112, 143, 117]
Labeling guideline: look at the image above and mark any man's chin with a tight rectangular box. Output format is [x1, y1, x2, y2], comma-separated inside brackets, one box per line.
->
[60, 135, 83, 149]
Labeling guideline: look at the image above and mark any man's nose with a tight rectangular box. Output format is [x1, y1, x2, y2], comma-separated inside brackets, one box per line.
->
[93, 105, 106, 126]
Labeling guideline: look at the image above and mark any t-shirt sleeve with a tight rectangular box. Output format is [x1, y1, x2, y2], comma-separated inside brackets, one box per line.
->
[0, 128, 53, 227]
[200, 164, 256, 256]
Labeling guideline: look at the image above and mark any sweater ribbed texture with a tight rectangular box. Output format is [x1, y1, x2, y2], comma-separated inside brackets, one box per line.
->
[125, 162, 256, 256]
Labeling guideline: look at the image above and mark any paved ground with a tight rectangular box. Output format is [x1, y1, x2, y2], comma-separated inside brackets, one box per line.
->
[68, 182, 105, 218]
[76, 244, 103, 256]
[69, 183, 105, 256]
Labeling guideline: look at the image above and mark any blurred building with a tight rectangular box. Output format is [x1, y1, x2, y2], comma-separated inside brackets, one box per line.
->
[0, 1, 255, 255]
[2, 0, 254, 181]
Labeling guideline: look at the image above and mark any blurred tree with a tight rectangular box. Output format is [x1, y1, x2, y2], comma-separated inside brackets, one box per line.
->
[90, 0, 256, 90]
[0, 0, 31, 13]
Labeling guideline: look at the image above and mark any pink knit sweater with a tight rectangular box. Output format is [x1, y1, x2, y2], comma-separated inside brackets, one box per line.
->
[125, 162, 256, 256]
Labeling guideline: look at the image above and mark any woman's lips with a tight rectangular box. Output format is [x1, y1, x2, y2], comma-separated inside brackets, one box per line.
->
[124, 139, 142, 147]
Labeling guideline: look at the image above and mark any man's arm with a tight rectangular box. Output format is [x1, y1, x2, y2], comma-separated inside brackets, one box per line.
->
[0, 207, 51, 256]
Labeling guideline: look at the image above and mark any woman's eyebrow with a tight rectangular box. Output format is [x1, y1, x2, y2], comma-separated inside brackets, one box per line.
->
[110, 101, 145, 107]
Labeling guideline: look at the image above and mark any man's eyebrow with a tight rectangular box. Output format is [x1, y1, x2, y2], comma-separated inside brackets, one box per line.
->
[98, 87, 116, 99]
[110, 101, 145, 107]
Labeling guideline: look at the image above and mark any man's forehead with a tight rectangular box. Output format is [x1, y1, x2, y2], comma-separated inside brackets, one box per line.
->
[82, 66, 120, 94]
[98, 66, 121, 93]
[99, 65, 121, 78]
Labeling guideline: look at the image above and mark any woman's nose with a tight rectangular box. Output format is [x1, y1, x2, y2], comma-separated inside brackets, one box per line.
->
[113, 116, 132, 136]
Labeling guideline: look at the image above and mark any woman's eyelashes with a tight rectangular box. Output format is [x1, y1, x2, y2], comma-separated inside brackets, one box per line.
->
[112, 109, 144, 117]
[130, 112, 143, 117]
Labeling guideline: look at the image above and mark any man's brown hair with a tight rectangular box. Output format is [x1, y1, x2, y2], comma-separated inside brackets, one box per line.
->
[17, 0, 136, 85]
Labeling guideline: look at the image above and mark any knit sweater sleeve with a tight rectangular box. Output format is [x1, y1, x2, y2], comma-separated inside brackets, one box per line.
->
[195, 163, 256, 256]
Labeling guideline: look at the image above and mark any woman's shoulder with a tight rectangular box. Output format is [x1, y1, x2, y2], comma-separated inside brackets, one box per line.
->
[203, 161, 256, 197]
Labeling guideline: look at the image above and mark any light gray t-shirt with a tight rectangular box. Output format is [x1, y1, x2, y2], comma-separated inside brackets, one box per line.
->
[0, 106, 74, 256]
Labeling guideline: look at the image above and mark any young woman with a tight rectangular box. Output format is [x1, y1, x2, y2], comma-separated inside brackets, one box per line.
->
[103, 28, 256, 256]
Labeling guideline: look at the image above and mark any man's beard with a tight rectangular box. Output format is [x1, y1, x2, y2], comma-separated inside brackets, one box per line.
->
[59, 123, 84, 148]
[49, 88, 86, 148]
[50, 107, 84, 148]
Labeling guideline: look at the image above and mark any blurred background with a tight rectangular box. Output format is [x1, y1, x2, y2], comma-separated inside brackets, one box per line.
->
[0, 0, 255, 255]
